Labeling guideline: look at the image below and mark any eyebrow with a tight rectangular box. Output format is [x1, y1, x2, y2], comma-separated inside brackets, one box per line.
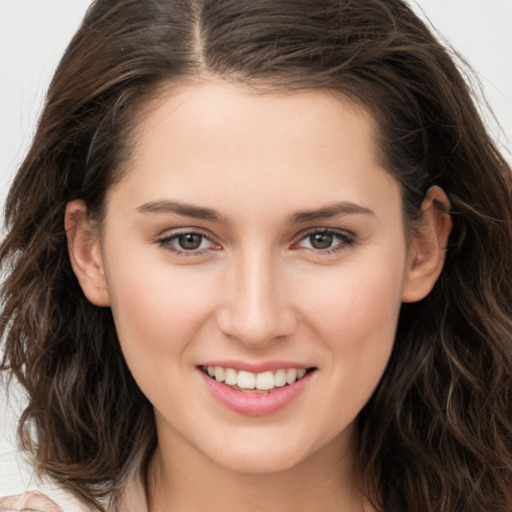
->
[137, 200, 229, 223]
[288, 202, 375, 224]
[136, 199, 374, 224]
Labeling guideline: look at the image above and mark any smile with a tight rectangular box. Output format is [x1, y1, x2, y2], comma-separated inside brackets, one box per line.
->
[198, 364, 317, 416]
[201, 366, 312, 392]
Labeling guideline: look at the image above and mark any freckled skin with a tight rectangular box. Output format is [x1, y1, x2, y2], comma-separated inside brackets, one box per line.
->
[72, 81, 445, 511]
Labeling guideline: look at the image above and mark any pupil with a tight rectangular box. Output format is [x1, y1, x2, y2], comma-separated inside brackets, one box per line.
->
[178, 233, 202, 250]
[311, 233, 333, 249]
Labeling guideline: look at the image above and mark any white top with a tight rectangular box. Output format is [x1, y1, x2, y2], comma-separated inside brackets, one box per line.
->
[0, 474, 148, 512]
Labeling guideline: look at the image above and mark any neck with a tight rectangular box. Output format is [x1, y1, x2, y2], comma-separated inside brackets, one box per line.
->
[146, 427, 371, 512]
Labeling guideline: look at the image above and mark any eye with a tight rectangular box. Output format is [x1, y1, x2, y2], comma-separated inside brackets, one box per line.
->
[175, 233, 207, 251]
[157, 230, 219, 255]
[294, 229, 355, 253]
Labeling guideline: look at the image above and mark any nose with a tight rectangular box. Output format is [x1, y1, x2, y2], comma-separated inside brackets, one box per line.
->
[215, 248, 297, 348]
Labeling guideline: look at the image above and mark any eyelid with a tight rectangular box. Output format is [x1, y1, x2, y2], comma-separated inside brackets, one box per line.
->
[291, 227, 357, 253]
[155, 228, 221, 256]
[154, 226, 356, 257]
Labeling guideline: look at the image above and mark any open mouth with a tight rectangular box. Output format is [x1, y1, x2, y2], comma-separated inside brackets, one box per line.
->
[199, 365, 316, 393]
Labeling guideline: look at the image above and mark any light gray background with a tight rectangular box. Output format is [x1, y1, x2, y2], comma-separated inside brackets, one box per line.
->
[1, 0, 511, 497]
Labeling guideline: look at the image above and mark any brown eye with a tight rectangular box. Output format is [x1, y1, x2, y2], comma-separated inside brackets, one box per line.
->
[157, 231, 218, 255]
[177, 233, 204, 250]
[309, 232, 334, 250]
[294, 229, 355, 254]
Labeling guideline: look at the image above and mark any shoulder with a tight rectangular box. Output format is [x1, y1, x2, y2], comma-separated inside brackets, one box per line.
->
[0, 491, 63, 511]
[0, 470, 146, 512]
[0, 490, 91, 512]
[1, 472, 147, 512]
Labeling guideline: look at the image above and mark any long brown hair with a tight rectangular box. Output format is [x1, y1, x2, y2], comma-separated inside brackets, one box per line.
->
[2, 1, 512, 511]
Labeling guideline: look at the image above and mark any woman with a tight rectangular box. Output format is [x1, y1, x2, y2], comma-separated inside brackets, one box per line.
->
[1, 0, 512, 511]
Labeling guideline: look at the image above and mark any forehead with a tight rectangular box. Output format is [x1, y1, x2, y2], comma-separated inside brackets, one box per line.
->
[131, 81, 378, 161]
[111, 80, 399, 223]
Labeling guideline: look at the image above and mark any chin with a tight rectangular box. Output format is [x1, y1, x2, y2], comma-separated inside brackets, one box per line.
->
[213, 448, 307, 475]
[200, 429, 327, 475]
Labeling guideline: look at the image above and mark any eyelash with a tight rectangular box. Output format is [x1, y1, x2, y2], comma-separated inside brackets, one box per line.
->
[156, 228, 356, 257]
[292, 228, 356, 254]
[156, 230, 218, 257]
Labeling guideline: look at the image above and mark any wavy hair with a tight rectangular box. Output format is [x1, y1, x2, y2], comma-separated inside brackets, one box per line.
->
[2, 0, 512, 510]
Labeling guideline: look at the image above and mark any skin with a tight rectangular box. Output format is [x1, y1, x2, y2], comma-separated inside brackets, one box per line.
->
[66, 81, 451, 511]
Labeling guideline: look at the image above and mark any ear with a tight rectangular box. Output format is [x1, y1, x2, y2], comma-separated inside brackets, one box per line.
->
[65, 200, 111, 307]
[402, 186, 452, 303]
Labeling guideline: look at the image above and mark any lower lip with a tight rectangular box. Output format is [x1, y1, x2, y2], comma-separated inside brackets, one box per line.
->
[198, 370, 313, 417]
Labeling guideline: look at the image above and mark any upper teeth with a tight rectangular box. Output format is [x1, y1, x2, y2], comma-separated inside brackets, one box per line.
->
[206, 366, 308, 391]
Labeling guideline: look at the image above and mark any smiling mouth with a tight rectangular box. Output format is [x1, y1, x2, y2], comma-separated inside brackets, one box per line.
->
[199, 365, 316, 393]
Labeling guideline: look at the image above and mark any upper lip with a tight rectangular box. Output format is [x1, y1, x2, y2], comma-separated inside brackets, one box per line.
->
[199, 360, 315, 373]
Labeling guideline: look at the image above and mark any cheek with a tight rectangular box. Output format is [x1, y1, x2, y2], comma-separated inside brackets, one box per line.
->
[103, 258, 223, 419]
[299, 249, 406, 383]
[303, 255, 404, 333]
[298, 265, 404, 438]
[103, 252, 219, 367]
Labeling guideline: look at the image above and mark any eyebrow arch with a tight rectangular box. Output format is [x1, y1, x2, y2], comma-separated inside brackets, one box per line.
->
[137, 200, 229, 224]
[137, 199, 373, 225]
[288, 202, 375, 224]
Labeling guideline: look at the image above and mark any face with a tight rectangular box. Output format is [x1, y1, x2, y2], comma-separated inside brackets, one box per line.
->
[68, 81, 444, 476]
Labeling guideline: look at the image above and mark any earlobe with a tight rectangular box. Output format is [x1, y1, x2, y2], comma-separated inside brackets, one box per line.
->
[402, 186, 452, 303]
[65, 200, 111, 307]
